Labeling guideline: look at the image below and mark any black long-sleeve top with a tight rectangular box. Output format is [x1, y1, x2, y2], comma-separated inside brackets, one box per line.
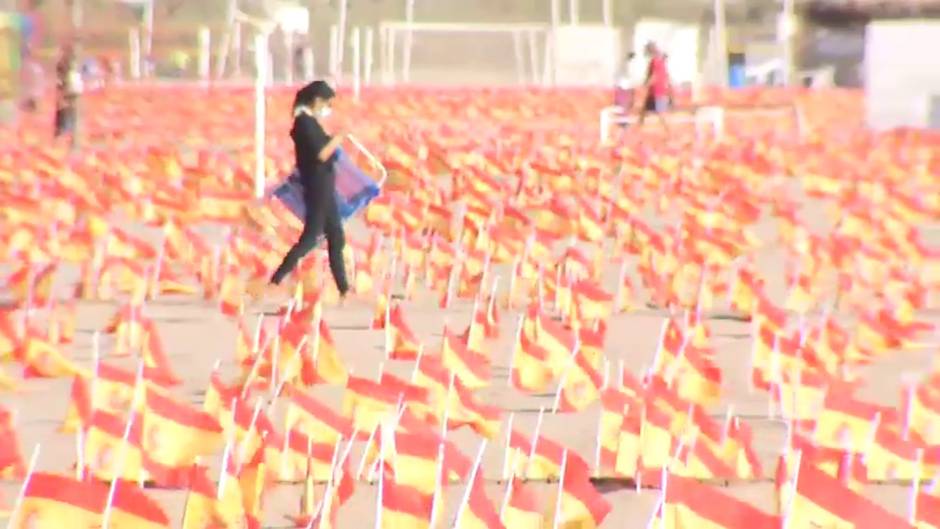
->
[291, 112, 336, 193]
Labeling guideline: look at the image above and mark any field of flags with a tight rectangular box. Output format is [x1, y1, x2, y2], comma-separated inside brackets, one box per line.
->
[0, 84, 940, 528]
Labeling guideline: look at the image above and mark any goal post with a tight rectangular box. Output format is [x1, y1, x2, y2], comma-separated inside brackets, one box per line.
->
[378, 21, 623, 87]
[378, 22, 550, 86]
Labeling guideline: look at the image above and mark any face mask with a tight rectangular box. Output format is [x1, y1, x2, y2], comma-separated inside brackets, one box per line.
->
[319, 106, 333, 118]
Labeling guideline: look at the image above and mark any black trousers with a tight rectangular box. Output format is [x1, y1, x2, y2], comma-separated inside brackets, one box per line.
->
[54, 106, 77, 137]
[270, 186, 349, 294]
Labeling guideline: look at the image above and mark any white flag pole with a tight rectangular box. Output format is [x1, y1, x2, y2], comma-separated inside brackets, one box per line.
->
[452, 439, 489, 529]
[551, 450, 569, 529]
[364, 27, 374, 86]
[337, 0, 349, 78]
[198, 26, 211, 86]
[4, 445, 41, 529]
[128, 28, 141, 80]
[403, 0, 415, 83]
[352, 26, 362, 101]
[253, 31, 267, 199]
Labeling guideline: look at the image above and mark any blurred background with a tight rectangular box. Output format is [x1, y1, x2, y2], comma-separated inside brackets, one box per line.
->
[2, 0, 940, 127]
[4, 0, 939, 85]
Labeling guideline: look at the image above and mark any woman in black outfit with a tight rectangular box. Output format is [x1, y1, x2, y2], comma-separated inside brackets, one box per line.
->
[256, 81, 350, 300]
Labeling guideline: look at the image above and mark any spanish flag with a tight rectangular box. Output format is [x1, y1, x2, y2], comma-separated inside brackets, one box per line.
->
[510, 329, 554, 394]
[141, 388, 224, 485]
[202, 370, 246, 424]
[864, 426, 928, 481]
[0, 309, 19, 360]
[904, 384, 940, 445]
[386, 303, 422, 361]
[530, 306, 578, 376]
[670, 437, 736, 481]
[8, 472, 106, 528]
[655, 473, 780, 529]
[606, 393, 640, 477]
[0, 406, 25, 479]
[916, 493, 940, 529]
[15, 330, 86, 379]
[571, 279, 613, 323]
[500, 478, 545, 529]
[508, 428, 590, 481]
[546, 455, 611, 529]
[271, 427, 339, 483]
[342, 375, 402, 433]
[379, 477, 434, 529]
[83, 409, 148, 483]
[180, 464, 244, 529]
[308, 317, 349, 386]
[443, 382, 502, 439]
[441, 327, 491, 390]
[4, 262, 57, 307]
[460, 295, 490, 353]
[786, 455, 914, 529]
[814, 391, 894, 449]
[640, 403, 677, 472]
[105, 480, 172, 529]
[456, 472, 507, 529]
[555, 349, 604, 413]
[9, 472, 170, 529]
[285, 387, 354, 445]
[392, 428, 470, 494]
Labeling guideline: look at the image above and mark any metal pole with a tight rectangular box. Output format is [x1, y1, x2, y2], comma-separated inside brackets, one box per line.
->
[780, 0, 795, 85]
[403, 0, 415, 83]
[550, 0, 560, 86]
[379, 25, 388, 85]
[568, 0, 579, 25]
[129, 28, 141, 80]
[352, 26, 361, 100]
[284, 31, 294, 85]
[70, 0, 83, 34]
[329, 24, 339, 79]
[602, 0, 613, 26]
[527, 30, 538, 84]
[364, 27, 374, 85]
[338, 0, 349, 75]
[303, 46, 314, 80]
[389, 26, 398, 86]
[143, 0, 155, 77]
[232, 21, 242, 78]
[512, 30, 525, 85]
[254, 32, 267, 199]
[198, 26, 211, 85]
[713, 0, 728, 88]
[216, 0, 237, 79]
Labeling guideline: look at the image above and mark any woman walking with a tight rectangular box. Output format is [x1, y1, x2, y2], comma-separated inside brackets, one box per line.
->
[251, 81, 350, 301]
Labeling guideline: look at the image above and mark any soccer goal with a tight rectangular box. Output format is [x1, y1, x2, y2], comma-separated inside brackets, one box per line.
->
[377, 21, 552, 86]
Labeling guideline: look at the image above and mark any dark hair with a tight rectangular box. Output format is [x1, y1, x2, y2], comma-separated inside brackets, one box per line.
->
[293, 80, 335, 110]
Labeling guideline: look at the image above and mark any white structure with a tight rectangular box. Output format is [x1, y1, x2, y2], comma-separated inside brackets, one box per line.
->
[553, 25, 622, 86]
[378, 22, 550, 85]
[866, 20, 940, 129]
[633, 19, 700, 86]
[375, 0, 620, 86]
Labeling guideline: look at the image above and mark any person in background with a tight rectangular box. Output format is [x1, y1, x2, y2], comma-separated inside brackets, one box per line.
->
[54, 44, 82, 146]
[614, 52, 637, 113]
[637, 41, 672, 132]
[614, 51, 647, 130]
[251, 80, 350, 301]
[20, 48, 43, 113]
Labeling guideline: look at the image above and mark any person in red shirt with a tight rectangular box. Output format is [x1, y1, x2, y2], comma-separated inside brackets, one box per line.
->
[638, 41, 672, 131]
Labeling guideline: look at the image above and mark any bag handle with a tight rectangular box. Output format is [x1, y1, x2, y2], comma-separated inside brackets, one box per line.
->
[345, 134, 388, 188]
